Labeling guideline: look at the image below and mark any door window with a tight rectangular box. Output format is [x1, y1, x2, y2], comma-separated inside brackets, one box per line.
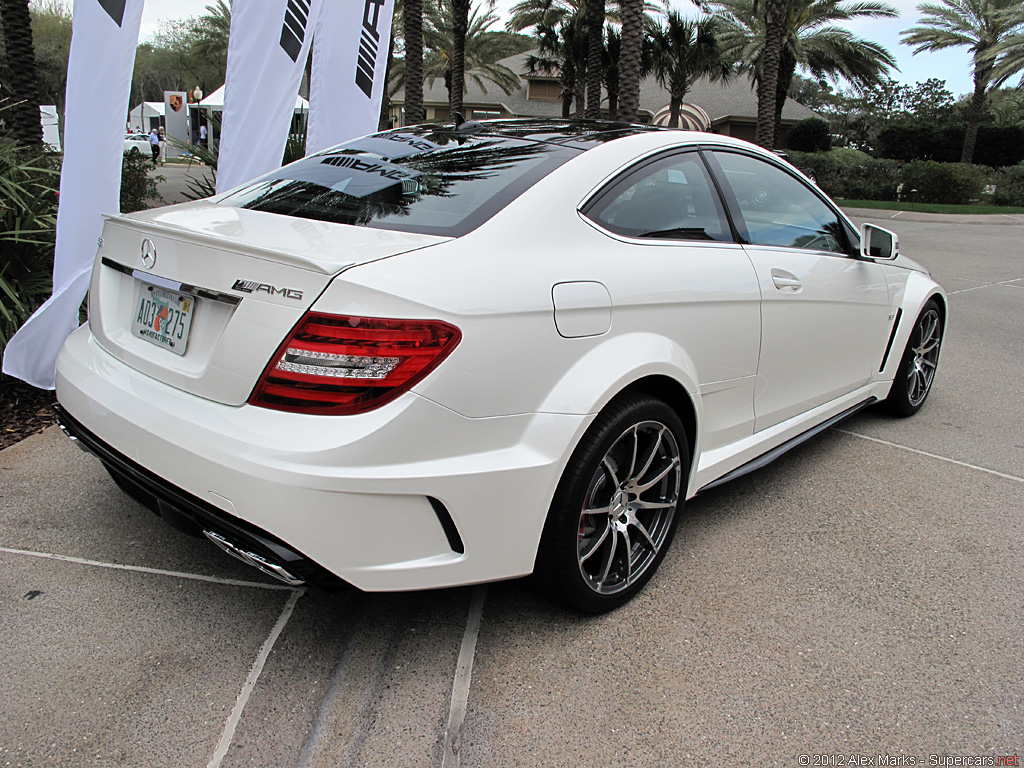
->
[585, 152, 732, 242]
[709, 151, 849, 254]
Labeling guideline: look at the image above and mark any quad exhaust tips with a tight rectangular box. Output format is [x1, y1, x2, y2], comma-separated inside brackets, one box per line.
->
[203, 530, 306, 587]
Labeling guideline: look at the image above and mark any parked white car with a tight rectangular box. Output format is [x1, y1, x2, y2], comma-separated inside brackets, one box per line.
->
[124, 132, 151, 155]
[56, 119, 945, 612]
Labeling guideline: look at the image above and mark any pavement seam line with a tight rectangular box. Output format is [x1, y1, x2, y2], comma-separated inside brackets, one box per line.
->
[0, 546, 298, 591]
[834, 429, 1024, 484]
[207, 588, 305, 768]
[946, 278, 1024, 296]
[442, 584, 488, 768]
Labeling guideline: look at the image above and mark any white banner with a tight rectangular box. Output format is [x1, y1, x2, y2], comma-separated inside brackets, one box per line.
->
[216, 0, 323, 193]
[306, 0, 395, 155]
[2, 0, 145, 389]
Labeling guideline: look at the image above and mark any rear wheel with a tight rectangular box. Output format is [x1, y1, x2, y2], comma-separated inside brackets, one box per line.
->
[534, 394, 688, 613]
[886, 299, 943, 417]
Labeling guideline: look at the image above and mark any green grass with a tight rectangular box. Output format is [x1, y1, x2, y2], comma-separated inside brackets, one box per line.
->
[837, 199, 1024, 215]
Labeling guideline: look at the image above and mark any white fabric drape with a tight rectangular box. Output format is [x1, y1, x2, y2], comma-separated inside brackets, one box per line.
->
[2, 0, 145, 389]
[215, 0, 323, 193]
[306, 0, 395, 155]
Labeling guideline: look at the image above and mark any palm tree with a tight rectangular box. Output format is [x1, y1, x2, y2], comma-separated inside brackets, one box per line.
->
[711, 0, 897, 148]
[0, 0, 43, 148]
[616, 0, 646, 122]
[603, 25, 622, 119]
[651, 13, 733, 128]
[403, 0, 426, 124]
[508, 0, 622, 118]
[191, 0, 231, 57]
[526, 13, 590, 116]
[757, 0, 787, 148]
[402, 0, 529, 115]
[451, 0, 472, 117]
[902, 0, 1024, 163]
[584, 0, 604, 118]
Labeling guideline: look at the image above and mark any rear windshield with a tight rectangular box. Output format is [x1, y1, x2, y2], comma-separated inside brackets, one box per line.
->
[217, 131, 581, 237]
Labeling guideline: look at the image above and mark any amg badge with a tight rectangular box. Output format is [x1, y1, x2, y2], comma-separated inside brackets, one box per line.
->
[232, 280, 303, 301]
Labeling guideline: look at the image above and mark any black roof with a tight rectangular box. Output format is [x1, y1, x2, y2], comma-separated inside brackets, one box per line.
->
[379, 118, 668, 151]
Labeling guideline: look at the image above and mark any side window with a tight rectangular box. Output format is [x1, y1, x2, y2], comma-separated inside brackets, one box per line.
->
[710, 150, 848, 254]
[585, 152, 732, 242]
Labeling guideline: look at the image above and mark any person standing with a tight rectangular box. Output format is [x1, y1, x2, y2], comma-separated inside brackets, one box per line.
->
[148, 127, 160, 165]
[157, 126, 167, 165]
[199, 122, 208, 148]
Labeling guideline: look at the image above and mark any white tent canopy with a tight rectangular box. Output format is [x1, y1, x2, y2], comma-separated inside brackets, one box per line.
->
[128, 101, 164, 132]
[198, 84, 308, 113]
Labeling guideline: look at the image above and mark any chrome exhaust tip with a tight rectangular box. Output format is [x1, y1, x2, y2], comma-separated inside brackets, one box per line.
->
[203, 530, 306, 587]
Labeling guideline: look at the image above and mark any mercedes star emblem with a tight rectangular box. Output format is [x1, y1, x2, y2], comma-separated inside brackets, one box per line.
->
[140, 238, 157, 269]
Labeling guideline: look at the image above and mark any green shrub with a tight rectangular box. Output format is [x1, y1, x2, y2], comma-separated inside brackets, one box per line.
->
[787, 148, 900, 201]
[878, 122, 1024, 167]
[120, 150, 164, 213]
[787, 118, 831, 153]
[992, 164, 1024, 207]
[0, 129, 60, 356]
[900, 160, 987, 205]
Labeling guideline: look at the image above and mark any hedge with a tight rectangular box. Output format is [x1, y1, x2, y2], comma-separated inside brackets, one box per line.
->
[786, 148, 900, 201]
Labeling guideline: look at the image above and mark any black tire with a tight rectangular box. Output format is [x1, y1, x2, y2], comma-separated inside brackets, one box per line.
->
[127, 147, 141, 157]
[885, 299, 943, 417]
[534, 393, 689, 613]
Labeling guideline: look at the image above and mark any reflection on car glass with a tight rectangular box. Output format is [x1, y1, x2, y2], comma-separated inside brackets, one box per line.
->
[219, 134, 579, 237]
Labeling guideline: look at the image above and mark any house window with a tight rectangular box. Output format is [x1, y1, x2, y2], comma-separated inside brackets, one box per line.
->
[527, 80, 562, 101]
[471, 110, 501, 120]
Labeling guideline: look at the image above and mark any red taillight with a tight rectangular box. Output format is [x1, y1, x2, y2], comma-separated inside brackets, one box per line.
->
[249, 313, 461, 415]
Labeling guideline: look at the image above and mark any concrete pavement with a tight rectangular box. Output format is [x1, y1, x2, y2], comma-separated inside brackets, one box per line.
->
[1, 212, 1021, 767]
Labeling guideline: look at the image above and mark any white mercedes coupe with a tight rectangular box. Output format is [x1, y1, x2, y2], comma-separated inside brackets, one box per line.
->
[55, 119, 945, 612]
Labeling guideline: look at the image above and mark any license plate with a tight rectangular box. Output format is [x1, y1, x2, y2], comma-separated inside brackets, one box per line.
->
[131, 284, 195, 356]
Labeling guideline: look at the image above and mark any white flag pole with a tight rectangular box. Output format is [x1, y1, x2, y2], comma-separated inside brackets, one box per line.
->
[215, 0, 324, 194]
[306, 0, 395, 155]
[2, 0, 145, 390]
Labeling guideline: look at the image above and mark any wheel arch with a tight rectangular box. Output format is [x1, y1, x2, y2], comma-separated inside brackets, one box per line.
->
[615, 374, 698, 479]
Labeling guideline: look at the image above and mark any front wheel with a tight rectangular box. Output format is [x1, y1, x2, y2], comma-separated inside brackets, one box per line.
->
[885, 299, 943, 417]
[534, 394, 688, 613]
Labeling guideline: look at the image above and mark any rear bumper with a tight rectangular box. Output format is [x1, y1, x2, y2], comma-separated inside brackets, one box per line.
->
[55, 403, 343, 589]
[55, 326, 588, 591]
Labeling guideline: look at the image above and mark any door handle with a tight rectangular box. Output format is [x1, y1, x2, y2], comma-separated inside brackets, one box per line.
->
[771, 269, 802, 292]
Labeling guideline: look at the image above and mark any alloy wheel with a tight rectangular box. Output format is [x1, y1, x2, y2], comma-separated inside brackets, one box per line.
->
[576, 420, 682, 595]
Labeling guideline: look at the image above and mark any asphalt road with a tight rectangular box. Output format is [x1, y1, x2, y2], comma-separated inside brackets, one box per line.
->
[1, 210, 1021, 768]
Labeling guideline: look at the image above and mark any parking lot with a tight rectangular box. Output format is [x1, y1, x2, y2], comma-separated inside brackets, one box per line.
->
[1, 210, 1021, 767]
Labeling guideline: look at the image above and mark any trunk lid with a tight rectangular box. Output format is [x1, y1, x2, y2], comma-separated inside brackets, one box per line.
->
[89, 201, 449, 405]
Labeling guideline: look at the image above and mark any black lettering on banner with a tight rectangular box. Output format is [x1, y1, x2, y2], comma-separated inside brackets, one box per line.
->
[280, 0, 311, 62]
[97, 0, 126, 26]
[355, 0, 387, 97]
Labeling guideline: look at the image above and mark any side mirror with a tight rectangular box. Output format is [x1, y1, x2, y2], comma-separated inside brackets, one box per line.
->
[860, 223, 899, 261]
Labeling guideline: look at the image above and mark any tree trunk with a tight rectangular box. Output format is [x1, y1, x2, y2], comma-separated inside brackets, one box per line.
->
[574, 76, 586, 119]
[0, 0, 44, 148]
[960, 65, 990, 165]
[585, 0, 604, 119]
[449, 0, 470, 119]
[616, 0, 643, 123]
[773, 48, 796, 147]
[403, 0, 425, 125]
[756, 0, 787, 149]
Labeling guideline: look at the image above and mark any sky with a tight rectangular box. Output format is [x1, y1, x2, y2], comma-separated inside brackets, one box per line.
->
[139, 0, 976, 98]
